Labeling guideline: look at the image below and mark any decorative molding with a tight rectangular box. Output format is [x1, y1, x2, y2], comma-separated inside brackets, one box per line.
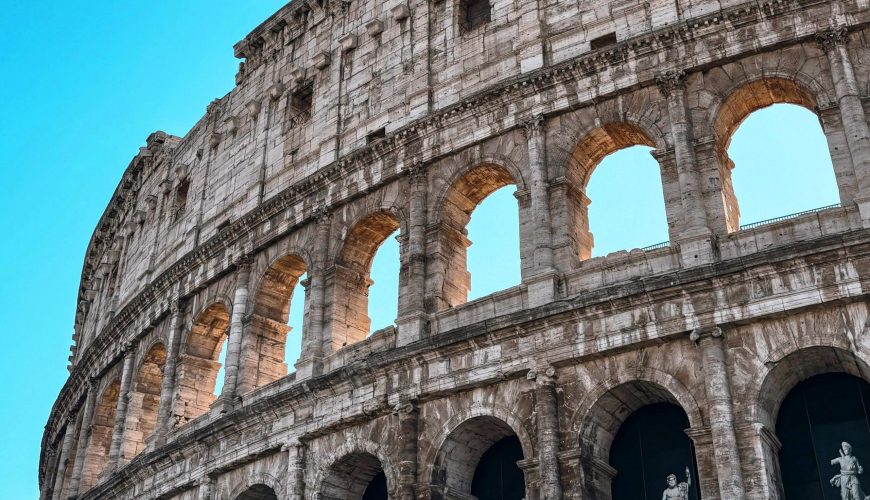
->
[655, 69, 688, 97]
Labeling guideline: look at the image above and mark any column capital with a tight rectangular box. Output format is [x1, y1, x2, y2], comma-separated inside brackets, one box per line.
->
[313, 205, 332, 225]
[405, 160, 428, 185]
[169, 297, 185, 316]
[233, 252, 253, 272]
[689, 325, 723, 344]
[522, 113, 546, 137]
[527, 365, 557, 386]
[815, 26, 849, 53]
[655, 70, 688, 97]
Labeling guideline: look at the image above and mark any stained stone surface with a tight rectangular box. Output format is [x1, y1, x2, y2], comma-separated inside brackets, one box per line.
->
[39, 0, 870, 499]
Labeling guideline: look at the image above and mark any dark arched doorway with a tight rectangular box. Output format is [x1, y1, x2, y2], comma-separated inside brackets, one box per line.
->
[321, 452, 387, 500]
[777, 373, 870, 499]
[470, 435, 525, 500]
[235, 484, 278, 500]
[432, 415, 527, 498]
[609, 403, 700, 500]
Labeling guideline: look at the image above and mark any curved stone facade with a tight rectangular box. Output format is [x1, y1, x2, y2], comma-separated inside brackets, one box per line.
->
[40, 0, 870, 499]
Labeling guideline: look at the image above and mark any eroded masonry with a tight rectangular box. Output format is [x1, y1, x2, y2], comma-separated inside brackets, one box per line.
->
[39, 0, 870, 498]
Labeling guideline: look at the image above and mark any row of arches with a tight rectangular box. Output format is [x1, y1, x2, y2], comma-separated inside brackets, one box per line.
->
[215, 355, 870, 500]
[63, 73, 852, 495]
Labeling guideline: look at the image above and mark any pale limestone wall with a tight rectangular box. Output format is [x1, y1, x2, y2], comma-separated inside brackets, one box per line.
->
[41, 0, 870, 499]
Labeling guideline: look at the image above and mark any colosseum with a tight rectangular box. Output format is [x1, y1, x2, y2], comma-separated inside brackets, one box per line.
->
[39, 0, 870, 498]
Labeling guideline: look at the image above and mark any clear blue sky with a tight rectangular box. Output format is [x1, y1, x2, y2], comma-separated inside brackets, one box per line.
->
[0, 2, 839, 497]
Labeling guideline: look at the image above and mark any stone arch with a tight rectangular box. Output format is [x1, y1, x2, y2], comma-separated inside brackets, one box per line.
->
[121, 342, 166, 459]
[573, 375, 704, 500]
[751, 345, 870, 430]
[314, 441, 395, 500]
[174, 302, 230, 425]
[708, 75, 846, 231]
[232, 484, 278, 500]
[80, 379, 121, 490]
[330, 209, 403, 350]
[227, 472, 284, 500]
[561, 121, 674, 259]
[238, 252, 309, 394]
[430, 160, 524, 311]
[429, 410, 532, 499]
[573, 372, 704, 461]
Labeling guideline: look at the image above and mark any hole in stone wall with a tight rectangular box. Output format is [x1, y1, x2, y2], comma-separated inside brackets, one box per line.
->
[466, 186, 520, 301]
[728, 104, 839, 227]
[590, 32, 618, 50]
[213, 337, 229, 396]
[585, 145, 668, 256]
[459, 0, 491, 32]
[368, 230, 399, 333]
[367, 127, 386, 144]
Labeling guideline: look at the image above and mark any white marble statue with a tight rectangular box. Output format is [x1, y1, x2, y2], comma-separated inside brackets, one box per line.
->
[662, 467, 691, 500]
[830, 441, 870, 500]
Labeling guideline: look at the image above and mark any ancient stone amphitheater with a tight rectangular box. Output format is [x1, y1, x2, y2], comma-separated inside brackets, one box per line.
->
[39, 0, 870, 499]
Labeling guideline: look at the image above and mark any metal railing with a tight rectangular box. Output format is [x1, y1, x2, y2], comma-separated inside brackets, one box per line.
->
[641, 240, 671, 251]
[738, 203, 841, 230]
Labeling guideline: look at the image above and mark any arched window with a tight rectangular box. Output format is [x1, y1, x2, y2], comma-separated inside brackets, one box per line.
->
[714, 78, 843, 231]
[332, 211, 401, 348]
[432, 416, 527, 497]
[776, 373, 870, 498]
[243, 254, 308, 394]
[565, 123, 669, 259]
[122, 343, 166, 459]
[81, 380, 120, 490]
[174, 303, 229, 425]
[609, 403, 700, 500]
[436, 164, 521, 310]
[585, 145, 669, 256]
[728, 104, 840, 226]
[321, 452, 388, 500]
[368, 232, 399, 332]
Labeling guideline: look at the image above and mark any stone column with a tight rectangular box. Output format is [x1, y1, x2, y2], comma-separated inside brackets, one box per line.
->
[524, 114, 555, 275]
[153, 300, 184, 446]
[395, 402, 419, 500]
[397, 164, 428, 347]
[51, 418, 77, 500]
[67, 380, 98, 497]
[657, 71, 709, 238]
[196, 476, 213, 500]
[529, 366, 562, 500]
[693, 327, 746, 500]
[218, 255, 252, 407]
[105, 347, 135, 472]
[284, 439, 306, 500]
[817, 28, 870, 222]
[296, 208, 330, 380]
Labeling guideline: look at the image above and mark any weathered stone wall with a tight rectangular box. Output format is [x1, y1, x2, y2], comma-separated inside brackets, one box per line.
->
[41, 0, 870, 498]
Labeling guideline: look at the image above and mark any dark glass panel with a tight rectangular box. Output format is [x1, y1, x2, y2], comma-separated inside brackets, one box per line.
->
[470, 435, 525, 500]
[362, 471, 387, 500]
[777, 373, 870, 500]
[610, 403, 700, 500]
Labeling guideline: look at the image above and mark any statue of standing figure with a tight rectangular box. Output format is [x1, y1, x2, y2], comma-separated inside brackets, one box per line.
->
[662, 467, 692, 500]
[830, 441, 870, 500]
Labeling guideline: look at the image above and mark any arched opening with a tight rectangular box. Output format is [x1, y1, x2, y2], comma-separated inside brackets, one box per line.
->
[585, 145, 669, 256]
[776, 373, 870, 499]
[332, 211, 401, 349]
[234, 484, 279, 500]
[242, 254, 308, 394]
[565, 123, 666, 259]
[174, 303, 230, 425]
[81, 380, 120, 490]
[432, 416, 527, 497]
[368, 231, 399, 332]
[122, 343, 166, 459]
[609, 403, 700, 500]
[435, 164, 520, 310]
[321, 452, 388, 500]
[714, 77, 842, 232]
[579, 380, 704, 499]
